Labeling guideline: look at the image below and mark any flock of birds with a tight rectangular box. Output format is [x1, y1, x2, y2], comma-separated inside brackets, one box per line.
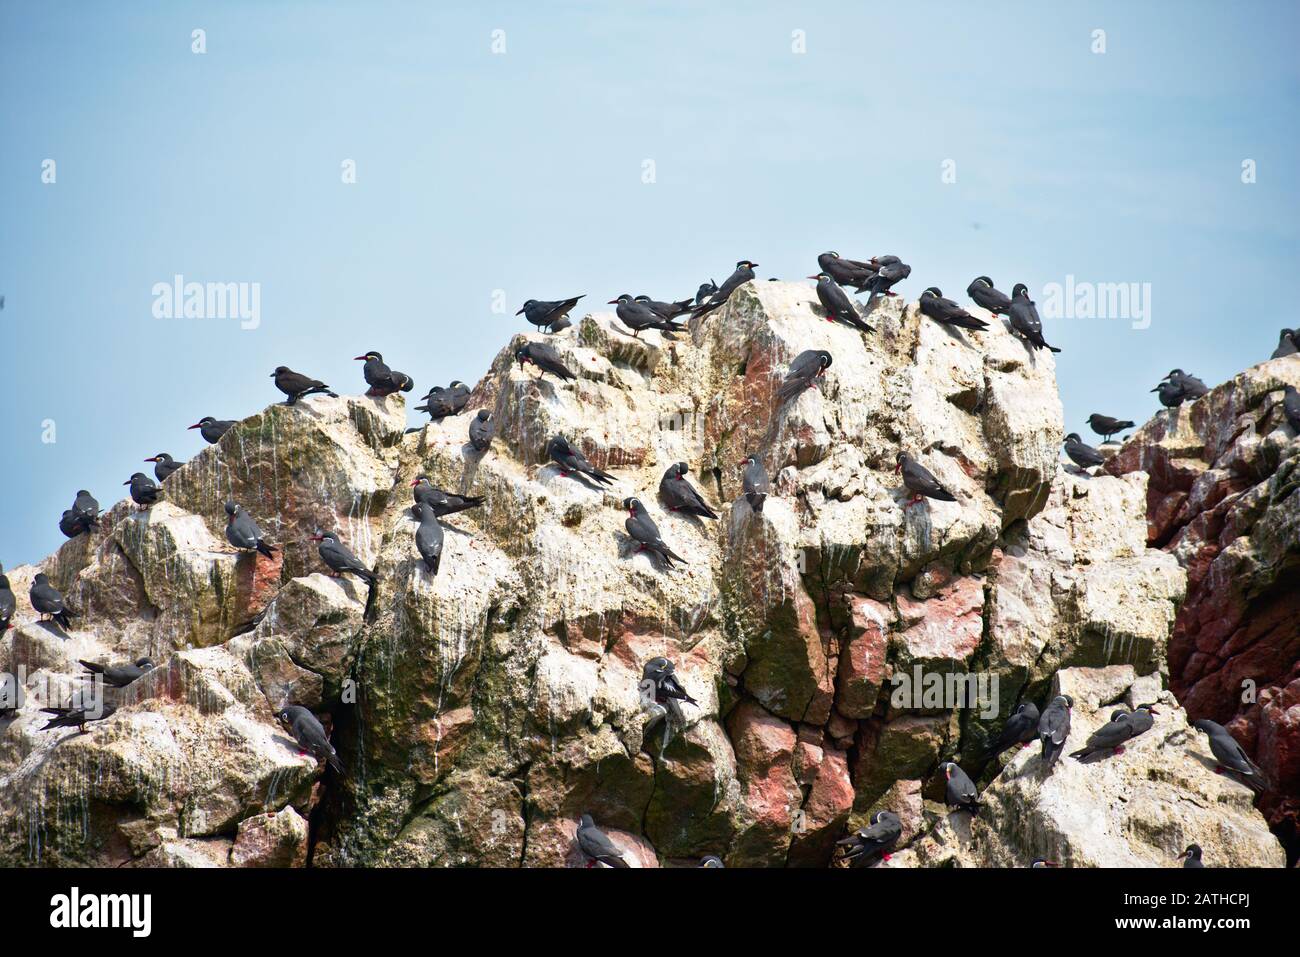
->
[1, 250, 1296, 868]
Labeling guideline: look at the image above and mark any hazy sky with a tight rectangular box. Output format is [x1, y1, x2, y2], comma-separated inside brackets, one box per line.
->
[3, 1, 1298, 564]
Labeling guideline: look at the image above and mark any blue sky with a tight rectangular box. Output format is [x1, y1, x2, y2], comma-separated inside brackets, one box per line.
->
[3, 1, 1298, 564]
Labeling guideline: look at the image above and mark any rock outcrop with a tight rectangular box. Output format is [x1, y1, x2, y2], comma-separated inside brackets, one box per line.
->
[0, 284, 1286, 867]
[1106, 355, 1300, 858]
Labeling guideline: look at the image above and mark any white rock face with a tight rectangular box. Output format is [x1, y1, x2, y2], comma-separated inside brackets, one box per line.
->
[0, 284, 1284, 867]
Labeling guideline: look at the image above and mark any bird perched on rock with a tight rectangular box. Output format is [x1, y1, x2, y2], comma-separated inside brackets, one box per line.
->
[1151, 380, 1185, 409]
[415, 382, 471, 421]
[61, 488, 100, 537]
[224, 502, 276, 559]
[59, 510, 84, 539]
[272, 366, 336, 405]
[41, 704, 116, 733]
[144, 453, 184, 482]
[1192, 719, 1270, 792]
[984, 701, 1041, 761]
[515, 341, 576, 381]
[469, 409, 495, 452]
[967, 276, 1013, 315]
[777, 349, 832, 402]
[895, 452, 957, 508]
[354, 351, 415, 397]
[311, 530, 377, 592]
[694, 280, 718, 305]
[642, 656, 697, 724]
[1069, 710, 1137, 760]
[1030, 858, 1059, 868]
[659, 462, 717, 519]
[576, 814, 629, 868]
[608, 294, 683, 338]
[1178, 844, 1204, 868]
[623, 498, 686, 568]
[861, 255, 910, 296]
[0, 569, 16, 632]
[1270, 329, 1297, 359]
[809, 273, 874, 332]
[125, 472, 163, 509]
[836, 810, 902, 866]
[275, 704, 343, 773]
[635, 294, 694, 320]
[517, 296, 583, 334]
[817, 251, 877, 293]
[699, 855, 725, 868]
[692, 260, 758, 317]
[741, 455, 769, 513]
[1281, 385, 1299, 433]
[919, 287, 989, 332]
[414, 501, 444, 576]
[79, 657, 155, 688]
[547, 435, 614, 486]
[1122, 703, 1159, 739]
[188, 416, 236, 444]
[1007, 284, 1060, 352]
[1161, 369, 1209, 402]
[1063, 433, 1106, 470]
[410, 476, 485, 519]
[1038, 694, 1073, 770]
[939, 761, 981, 816]
[1086, 413, 1134, 443]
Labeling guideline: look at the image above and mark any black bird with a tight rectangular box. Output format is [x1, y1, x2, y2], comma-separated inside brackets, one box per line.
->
[354, 351, 415, 397]
[41, 704, 116, 733]
[642, 656, 698, 727]
[693, 260, 759, 317]
[1038, 694, 1074, 770]
[1007, 284, 1060, 352]
[1063, 433, 1106, 470]
[984, 701, 1041, 761]
[634, 294, 694, 320]
[224, 502, 276, 559]
[59, 510, 87, 539]
[0, 569, 16, 632]
[809, 274, 874, 332]
[1192, 718, 1270, 792]
[1030, 858, 1059, 868]
[694, 280, 718, 305]
[1270, 329, 1298, 359]
[1086, 413, 1135, 443]
[895, 452, 957, 508]
[188, 416, 236, 444]
[861, 256, 911, 297]
[415, 381, 471, 421]
[1122, 703, 1159, 739]
[608, 294, 683, 338]
[517, 296, 584, 334]
[125, 472, 163, 509]
[515, 341, 576, 381]
[414, 502, 444, 576]
[1283, 385, 1300, 432]
[817, 251, 877, 292]
[469, 409, 495, 452]
[411, 476, 484, 518]
[32, 571, 74, 629]
[836, 810, 902, 866]
[576, 813, 629, 868]
[271, 366, 336, 405]
[623, 497, 686, 568]
[777, 349, 832, 402]
[967, 276, 1013, 315]
[1178, 844, 1204, 868]
[311, 530, 377, 586]
[659, 462, 717, 519]
[1069, 710, 1136, 760]
[275, 705, 343, 773]
[71, 489, 101, 531]
[144, 453, 184, 482]
[919, 287, 989, 331]
[547, 435, 614, 486]
[939, 761, 981, 816]
[741, 455, 769, 513]
[699, 856, 725, 868]
[1163, 369, 1209, 401]
[79, 657, 155, 688]
[1151, 380, 1186, 409]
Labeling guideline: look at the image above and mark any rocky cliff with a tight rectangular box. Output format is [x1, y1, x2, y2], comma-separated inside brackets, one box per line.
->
[0, 284, 1287, 867]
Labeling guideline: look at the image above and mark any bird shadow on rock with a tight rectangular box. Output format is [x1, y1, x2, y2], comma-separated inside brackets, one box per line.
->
[1064, 465, 1096, 479]
[1070, 749, 1121, 766]
[658, 501, 709, 532]
[34, 620, 71, 641]
[437, 519, 474, 538]
[613, 532, 673, 573]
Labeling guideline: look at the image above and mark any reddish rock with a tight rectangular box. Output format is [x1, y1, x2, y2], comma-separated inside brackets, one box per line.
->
[726, 699, 800, 866]
[230, 808, 308, 867]
[894, 576, 985, 667]
[835, 595, 892, 719]
[788, 745, 855, 867]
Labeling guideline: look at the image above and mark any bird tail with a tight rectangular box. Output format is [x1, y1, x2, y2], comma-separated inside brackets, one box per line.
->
[587, 467, 615, 486]
[660, 545, 687, 566]
[78, 660, 105, 675]
[1119, 420, 1135, 429]
[1068, 747, 1092, 760]
[326, 748, 344, 774]
[606, 856, 631, 869]
[54, 611, 73, 629]
[256, 541, 277, 559]
[424, 554, 441, 576]
[748, 493, 766, 514]
[777, 379, 805, 402]
[932, 488, 957, 503]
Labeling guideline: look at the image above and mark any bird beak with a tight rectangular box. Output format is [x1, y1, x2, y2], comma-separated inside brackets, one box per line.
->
[806, 275, 820, 280]
[1148, 707, 1160, 715]
[353, 355, 368, 361]
[1176, 850, 1188, 859]
[310, 534, 323, 542]
[894, 463, 901, 474]
[1041, 860, 1058, 867]
[750, 263, 759, 268]
[122, 480, 130, 485]
[1149, 386, 1159, 392]
[268, 372, 275, 377]
[187, 423, 201, 430]
[606, 299, 618, 305]
[410, 480, 420, 487]
[514, 307, 525, 315]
